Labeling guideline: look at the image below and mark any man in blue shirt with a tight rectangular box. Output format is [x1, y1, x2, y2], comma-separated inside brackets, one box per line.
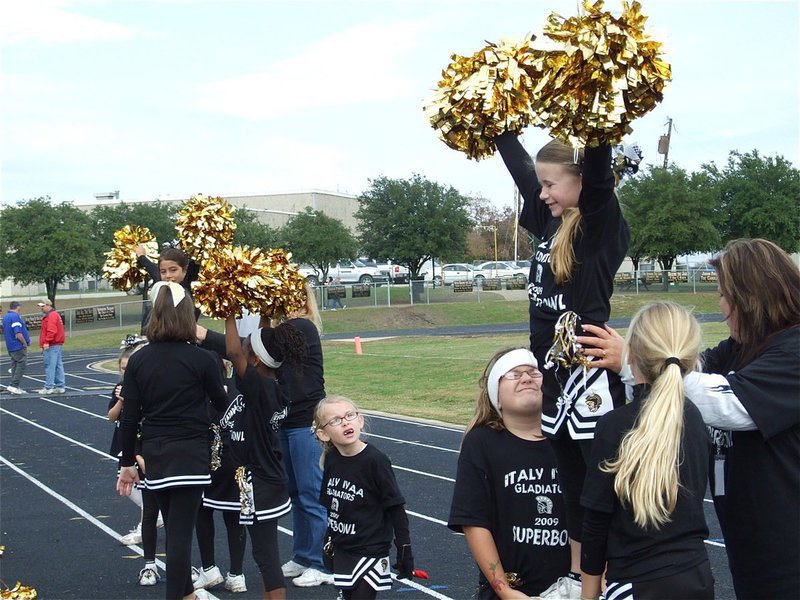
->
[3, 301, 31, 394]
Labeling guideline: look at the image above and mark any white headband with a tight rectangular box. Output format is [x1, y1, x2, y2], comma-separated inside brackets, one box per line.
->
[487, 349, 538, 415]
[151, 281, 186, 307]
[250, 327, 283, 369]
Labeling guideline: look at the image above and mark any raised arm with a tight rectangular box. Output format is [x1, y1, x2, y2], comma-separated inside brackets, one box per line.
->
[225, 315, 248, 378]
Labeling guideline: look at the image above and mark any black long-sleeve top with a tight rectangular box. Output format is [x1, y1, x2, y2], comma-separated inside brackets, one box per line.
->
[494, 133, 630, 353]
[119, 341, 228, 467]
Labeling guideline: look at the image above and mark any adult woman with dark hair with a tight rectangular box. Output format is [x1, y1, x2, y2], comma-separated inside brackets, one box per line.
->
[117, 281, 229, 600]
[493, 133, 630, 598]
[578, 238, 800, 599]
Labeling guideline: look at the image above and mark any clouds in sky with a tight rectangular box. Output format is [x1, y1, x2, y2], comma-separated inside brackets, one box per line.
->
[1, 0, 798, 207]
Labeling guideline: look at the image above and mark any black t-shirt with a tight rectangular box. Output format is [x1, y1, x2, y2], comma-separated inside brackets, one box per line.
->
[320, 444, 406, 557]
[119, 342, 228, 466]
[581, 386, 711, 582]
[700, 326, 800, 598]
[229, 366, 289, 484]
[279, 317, 325, 429]
[448, 427, 570, 597]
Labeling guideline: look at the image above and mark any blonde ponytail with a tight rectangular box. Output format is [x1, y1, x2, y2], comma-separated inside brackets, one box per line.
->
[551, 208, 581, 283]
[601, 302, 701, 529]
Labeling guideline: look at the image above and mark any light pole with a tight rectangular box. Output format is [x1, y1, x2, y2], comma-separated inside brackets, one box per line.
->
[478, 224, 499, 276]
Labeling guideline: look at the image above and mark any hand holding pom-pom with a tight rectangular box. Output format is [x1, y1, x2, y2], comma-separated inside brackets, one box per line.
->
[101, 225, 159, 292]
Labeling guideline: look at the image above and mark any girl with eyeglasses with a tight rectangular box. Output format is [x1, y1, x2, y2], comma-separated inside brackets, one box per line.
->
[223, 311, 308, 600]
[448, 347, 570, 599]
[313, 395, 414, 600]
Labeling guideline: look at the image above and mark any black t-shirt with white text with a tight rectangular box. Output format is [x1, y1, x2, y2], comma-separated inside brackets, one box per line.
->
[229, 366, 289, 484]
[448, 426, 570, 596]
[320, 444, 405, 557]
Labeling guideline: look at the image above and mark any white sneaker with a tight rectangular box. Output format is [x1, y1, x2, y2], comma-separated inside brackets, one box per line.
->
[194, 590, 220, 600]
[193, 565, 224, 590]
[281, 559, 308, 578]
[119, 523, 142, 545]
[225, 572, 247, 593]
[540, 576, 582, 600]
[36, 388, 55, 395]
[138, 566, 160, 586]
[191, 566, 201, 584]
[6, 386, 24, 395]
[292, 568, 334, 587]
[54, 387, 66, 393]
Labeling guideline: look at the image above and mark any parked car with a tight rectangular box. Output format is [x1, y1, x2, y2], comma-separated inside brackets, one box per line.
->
[433, 263, 475, 286]
[298, 260, 388, 286]
[376, 262, 410, 284]
[472, 261, 528, 283]
[513, 259, 532, 270]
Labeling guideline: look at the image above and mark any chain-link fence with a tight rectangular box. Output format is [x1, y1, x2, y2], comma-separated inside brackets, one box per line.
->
[1, 270, 719, 340]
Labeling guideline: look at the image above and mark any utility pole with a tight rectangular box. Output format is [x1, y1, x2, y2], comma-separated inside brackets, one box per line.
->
[658, 117, 673, 168]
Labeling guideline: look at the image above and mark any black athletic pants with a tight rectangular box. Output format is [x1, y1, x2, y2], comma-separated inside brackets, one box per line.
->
[154, 486, 203, 599]
[196, 507, 247, 574]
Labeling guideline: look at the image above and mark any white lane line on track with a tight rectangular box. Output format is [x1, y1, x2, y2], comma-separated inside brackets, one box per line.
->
[42, 397, 107, 419]
[365, 432, 459, 453]
[394, 464, 455, 482]
[367, 413, 463, 433]
[0, 407, 114, 461]
[406, 509, 448, 526]
[0, 455, 166, 572]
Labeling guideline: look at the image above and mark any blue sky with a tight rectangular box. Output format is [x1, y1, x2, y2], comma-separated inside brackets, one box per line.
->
[2, 0, 798, 209]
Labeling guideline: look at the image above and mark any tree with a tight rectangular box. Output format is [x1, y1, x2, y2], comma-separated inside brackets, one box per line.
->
[619, 165, 722, 287]
[232, 207, 280, 250]
[0, 198, 101, 305]
[703, 150, 800, 252]
[356, 174, 472, 278]
[92, 201, 178, 263]
[280, 208, 359, 280]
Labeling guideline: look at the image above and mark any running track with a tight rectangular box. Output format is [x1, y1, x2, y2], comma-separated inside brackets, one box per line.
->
[1, 349, 734, 599]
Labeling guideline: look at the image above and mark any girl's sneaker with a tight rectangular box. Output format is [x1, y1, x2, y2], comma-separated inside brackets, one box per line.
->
[138, 566, 160, 586]
[225, 572, 247, 593]
[193, 565, 224, 589]
[119, 523, 142, 545]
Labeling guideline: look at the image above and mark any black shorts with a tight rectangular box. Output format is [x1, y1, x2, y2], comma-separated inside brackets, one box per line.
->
[331, 548, 392, 592]
[236, 468, 291, 525]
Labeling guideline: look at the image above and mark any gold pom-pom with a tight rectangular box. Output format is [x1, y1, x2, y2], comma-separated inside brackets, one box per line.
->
[539, 0, 671, 147]
[260, 249, 308, 319]
[101, 225, 159, 292]
[175, 194, 237, 263]
[423, 35, 550, 160]
[192, 246, 306, 320]
[0, 582, 38, 600]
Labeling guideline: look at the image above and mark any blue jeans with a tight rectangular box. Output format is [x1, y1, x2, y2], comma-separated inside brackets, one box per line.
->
[43, 345, 65, 389]
[279, 426, 329, 571]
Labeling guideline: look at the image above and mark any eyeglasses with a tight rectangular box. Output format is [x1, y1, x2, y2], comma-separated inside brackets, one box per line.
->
[318, 411, 359, 430]
[502, 368, 543, 380]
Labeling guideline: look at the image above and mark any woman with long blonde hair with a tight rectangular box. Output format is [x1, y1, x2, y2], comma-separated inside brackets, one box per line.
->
[494, 132, 630, 597]
[579, 302, 712, 599]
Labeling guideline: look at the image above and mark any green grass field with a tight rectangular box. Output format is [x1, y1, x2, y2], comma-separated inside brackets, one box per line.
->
[24, 289, 727, 425]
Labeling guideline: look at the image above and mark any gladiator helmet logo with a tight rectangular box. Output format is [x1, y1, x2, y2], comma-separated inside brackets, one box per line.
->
[380, 558, 389, 572]
[585, 393, 602, 413]
[331, 498, 339, 512]
[536, 495, 553, 515]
